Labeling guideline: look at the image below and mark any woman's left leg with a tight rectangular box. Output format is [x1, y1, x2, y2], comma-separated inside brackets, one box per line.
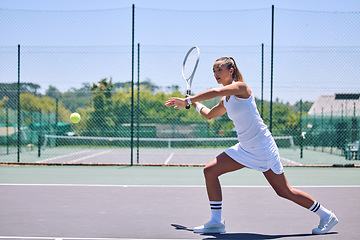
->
[263, 169, 314, 208]
[263, 169, 338, 234]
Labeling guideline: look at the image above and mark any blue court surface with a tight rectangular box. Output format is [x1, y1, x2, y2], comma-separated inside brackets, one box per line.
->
[0, 166, 359, 240]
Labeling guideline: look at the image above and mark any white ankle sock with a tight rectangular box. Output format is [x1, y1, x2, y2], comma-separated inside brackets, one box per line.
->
[309, 201, 331, 220]
[210, 201, 222, 224]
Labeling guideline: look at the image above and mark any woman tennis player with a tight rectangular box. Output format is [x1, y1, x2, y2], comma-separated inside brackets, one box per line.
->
[165, 57, 338, 235]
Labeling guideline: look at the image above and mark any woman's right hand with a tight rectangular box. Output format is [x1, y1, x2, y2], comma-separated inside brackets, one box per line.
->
[165, 97, 187, 109]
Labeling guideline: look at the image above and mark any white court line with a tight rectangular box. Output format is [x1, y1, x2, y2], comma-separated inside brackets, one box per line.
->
[1, 183, 359, 188]
[0, 237, 186, 240]
[164, 152, 174, 165]
[280, 157, 303, 166]
[0, 237, 177, 240]
[68, 150, 111, 163]
[0, 237, 56, 240]
[36, 150, 93, 163]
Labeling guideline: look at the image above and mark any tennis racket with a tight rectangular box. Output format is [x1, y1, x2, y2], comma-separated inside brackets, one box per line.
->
[182, 46, 200, 109]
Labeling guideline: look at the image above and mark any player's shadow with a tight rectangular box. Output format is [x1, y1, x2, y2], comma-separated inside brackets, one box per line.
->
[201, 232, 337, 239]
[171, 224, 338, 239]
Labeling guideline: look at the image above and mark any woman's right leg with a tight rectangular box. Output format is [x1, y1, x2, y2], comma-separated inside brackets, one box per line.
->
[204, 152, 245, 201]
[194, 152, 245, 234]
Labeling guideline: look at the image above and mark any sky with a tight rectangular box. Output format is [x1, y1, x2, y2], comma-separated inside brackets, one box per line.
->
[1, 0, 360, 106]
[1, 0, 360, 11]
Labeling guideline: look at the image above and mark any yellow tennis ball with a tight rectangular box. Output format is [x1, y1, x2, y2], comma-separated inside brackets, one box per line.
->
[70, 113, 81, 123]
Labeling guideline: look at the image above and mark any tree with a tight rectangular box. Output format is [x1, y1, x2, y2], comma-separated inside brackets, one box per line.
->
[88, 78, 114, 136]
[140, 78, 159, 94]
[0, 83, 41, 109]
[166, 85, 180, 92]
[16, 93, 70, 124]
[292, 100, 313, 113]
[22, 83, 41, 95]
[61, 83, 92, 112]
[45, 85, 62, 99]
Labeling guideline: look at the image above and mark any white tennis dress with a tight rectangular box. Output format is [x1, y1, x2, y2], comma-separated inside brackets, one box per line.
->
[223, 95, 284, 174]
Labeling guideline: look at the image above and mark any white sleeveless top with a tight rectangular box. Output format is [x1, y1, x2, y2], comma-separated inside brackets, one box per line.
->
[223, 95, 283, 174]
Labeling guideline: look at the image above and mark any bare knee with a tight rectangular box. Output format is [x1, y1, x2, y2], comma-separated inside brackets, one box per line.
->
[274, 187, 294, 200]
[203, 164, 220, 179]
[203, 154, 244, 180]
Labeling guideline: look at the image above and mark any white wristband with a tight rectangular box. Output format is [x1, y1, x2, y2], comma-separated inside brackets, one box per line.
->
[186, 97, 192, 105]
[196, 103, 205, 114]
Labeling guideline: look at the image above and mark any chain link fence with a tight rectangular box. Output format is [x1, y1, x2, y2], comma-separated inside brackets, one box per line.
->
[0, 7, 359, 165]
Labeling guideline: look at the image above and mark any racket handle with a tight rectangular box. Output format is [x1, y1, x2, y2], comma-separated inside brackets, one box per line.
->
[186, 90, 191, 109]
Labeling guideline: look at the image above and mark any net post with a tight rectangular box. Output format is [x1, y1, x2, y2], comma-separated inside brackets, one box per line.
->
[41, 135, 48, 151]
[289, 137, 296, 151]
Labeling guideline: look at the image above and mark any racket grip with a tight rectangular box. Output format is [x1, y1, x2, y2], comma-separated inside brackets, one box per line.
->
[186, 90, 191, 109]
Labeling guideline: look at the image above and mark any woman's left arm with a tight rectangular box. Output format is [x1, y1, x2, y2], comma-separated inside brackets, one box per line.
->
[190, 82, 251, 103]
[164, 82, 251, 109]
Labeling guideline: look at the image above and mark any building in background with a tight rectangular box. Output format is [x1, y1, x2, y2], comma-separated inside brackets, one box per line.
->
[306, 93, 359, 152]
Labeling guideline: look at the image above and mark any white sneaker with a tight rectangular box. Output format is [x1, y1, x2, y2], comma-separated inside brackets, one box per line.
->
[312, 212, 339, 235]
[193, 220, 226, 234]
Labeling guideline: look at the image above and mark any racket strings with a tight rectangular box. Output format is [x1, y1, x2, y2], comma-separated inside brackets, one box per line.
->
[183, 50, 199, 80]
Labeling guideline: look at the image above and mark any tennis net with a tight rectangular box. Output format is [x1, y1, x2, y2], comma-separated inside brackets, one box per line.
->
[38, 135, 295, 165]
[42, 135, 295, 150]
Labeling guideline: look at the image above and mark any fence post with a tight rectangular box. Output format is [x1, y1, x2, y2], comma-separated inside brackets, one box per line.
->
[137, 43, 140, 164]
[351, 102, 358, 142]
[270, 5, 275, 133]
[300, 99, 303, 158]
[130, 4, 135, 166]
[55, 98, 58, 146]
[38, 109, 42, 157]
[17, 44, 21, 163]
[261, 43, 264, 119]
[6, 108, 9, 155]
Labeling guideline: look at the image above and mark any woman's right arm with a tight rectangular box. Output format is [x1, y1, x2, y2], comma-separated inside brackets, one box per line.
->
[193, 97, 227, 119]
[165, 96, 226, 119]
